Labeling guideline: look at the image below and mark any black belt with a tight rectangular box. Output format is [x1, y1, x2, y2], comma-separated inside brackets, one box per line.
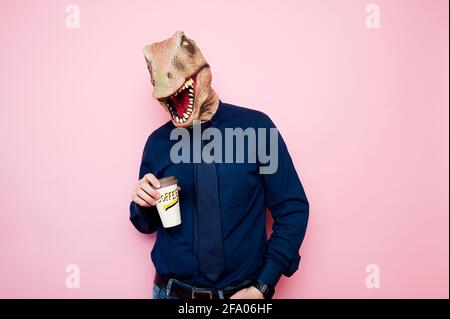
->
[154, 273, 251, 299]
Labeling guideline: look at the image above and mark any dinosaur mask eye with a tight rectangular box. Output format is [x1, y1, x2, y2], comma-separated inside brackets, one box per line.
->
[181, 35, 190, 46]
[180, 35, 195, 55]
[180, 35, 191, 47]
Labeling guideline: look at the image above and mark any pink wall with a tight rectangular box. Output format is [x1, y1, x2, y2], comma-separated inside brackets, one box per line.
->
[0, 0, 448, 298]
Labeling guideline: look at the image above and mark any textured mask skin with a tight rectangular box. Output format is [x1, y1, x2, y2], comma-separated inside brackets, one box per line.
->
[143, 31, 219, 128]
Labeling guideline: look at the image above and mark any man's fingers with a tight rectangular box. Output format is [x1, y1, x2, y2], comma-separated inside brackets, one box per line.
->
[135, 197, 149, 207]
[131, 173, 161, 207]
[141, 182, 161, 200]
[144, 173, 161, 189]
[132, 192, 150, 207]
[137, 189, 156, 206]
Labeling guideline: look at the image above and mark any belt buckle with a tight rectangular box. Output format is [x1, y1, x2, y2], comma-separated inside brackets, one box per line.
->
[192, 289, 213, 299]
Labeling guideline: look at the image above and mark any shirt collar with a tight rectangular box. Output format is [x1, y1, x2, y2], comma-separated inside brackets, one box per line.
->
[209, 100, 224, 126]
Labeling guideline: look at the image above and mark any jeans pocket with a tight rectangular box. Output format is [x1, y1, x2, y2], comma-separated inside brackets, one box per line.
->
[154, 284, 171, 299]
[153, 284, 162, 299]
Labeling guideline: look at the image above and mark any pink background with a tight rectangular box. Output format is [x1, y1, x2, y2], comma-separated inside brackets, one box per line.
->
[0, 0, 448, 298]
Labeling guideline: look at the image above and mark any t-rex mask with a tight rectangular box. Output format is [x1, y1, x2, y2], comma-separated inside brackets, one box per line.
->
[143, 31, 219, 128]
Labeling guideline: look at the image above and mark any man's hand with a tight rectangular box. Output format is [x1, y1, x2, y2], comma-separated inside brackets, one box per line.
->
[131, 173, 161, 207]
[229, 286, 264, 299]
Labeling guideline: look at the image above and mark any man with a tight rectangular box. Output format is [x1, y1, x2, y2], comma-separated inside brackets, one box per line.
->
[130, 31, 309, 299]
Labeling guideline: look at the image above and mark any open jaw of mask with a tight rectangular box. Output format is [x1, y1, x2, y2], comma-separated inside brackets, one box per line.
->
[159, 75, 196, 124]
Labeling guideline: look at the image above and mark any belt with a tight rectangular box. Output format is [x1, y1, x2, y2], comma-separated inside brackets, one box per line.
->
[154, 273, 251, 299]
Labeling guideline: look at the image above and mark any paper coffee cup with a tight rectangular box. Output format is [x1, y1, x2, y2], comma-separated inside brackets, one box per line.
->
[156, 176, 181, 228]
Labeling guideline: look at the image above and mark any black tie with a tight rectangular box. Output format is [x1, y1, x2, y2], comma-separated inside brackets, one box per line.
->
[195, 139, 225, 282]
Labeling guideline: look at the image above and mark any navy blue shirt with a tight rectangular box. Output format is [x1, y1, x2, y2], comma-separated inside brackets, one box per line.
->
[129, 101, 309, 289]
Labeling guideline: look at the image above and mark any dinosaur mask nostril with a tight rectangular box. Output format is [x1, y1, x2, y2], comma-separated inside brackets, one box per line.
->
[167, 72, 172, 79]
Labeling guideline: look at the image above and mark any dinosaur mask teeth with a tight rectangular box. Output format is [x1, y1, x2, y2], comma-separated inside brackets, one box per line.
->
[163, 77, 195, 124]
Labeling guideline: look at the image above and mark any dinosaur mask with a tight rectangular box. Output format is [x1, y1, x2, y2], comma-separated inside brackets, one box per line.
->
[143, 31, 219, 128]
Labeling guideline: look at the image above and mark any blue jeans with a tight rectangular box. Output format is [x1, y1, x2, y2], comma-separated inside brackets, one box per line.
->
[153, 284, 178, 299]
[153, 278, 228, 299]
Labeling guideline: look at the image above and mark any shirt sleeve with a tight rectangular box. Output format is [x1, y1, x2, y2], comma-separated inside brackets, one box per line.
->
[256, 113, 310, 288]
[129, 135, 161, 234]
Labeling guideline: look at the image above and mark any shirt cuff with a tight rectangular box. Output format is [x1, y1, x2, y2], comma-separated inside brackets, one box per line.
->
[130, 201, 158, 218]
[129, 201, 144, 219]
[129, 201, 160, 234]
[256, 260, 285, 288]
